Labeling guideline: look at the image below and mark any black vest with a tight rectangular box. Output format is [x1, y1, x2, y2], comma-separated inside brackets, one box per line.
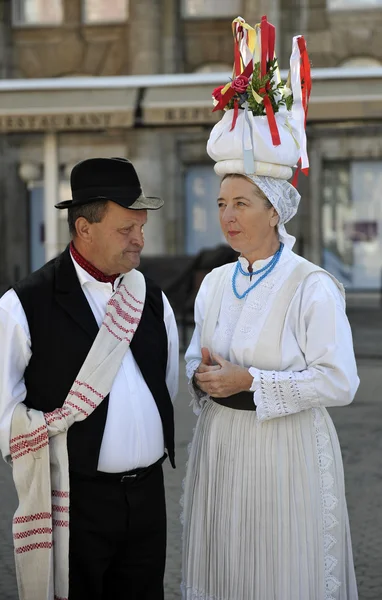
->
[13, 247, 175, 475]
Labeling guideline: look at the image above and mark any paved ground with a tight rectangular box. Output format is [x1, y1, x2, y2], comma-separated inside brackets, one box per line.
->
[1, 359, 381, 599]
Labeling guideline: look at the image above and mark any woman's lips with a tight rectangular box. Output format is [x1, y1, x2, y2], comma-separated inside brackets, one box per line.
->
[227, 231, 241, 237]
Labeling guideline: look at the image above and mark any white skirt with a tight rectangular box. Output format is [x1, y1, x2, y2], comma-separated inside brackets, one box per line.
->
[181, 400, 358, 600]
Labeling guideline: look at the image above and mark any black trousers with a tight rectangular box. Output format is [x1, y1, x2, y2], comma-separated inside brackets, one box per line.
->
[68, 463, 166, 600]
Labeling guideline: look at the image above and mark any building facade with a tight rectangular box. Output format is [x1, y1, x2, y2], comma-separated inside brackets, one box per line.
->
[0, 0, 382, 297]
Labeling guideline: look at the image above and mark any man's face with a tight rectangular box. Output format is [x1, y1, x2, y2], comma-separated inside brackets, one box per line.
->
[85, 201, 147, 275]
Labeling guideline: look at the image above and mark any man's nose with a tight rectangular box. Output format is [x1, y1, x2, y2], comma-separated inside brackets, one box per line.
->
[132, 227, 145, 248]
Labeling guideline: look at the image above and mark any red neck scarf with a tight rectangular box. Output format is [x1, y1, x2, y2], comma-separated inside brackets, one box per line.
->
[70, 241, 120, 285]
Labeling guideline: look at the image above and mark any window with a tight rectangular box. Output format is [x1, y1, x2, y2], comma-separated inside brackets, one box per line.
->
[13, 0, 63, 26]
[185, 165, 226, 254]
[322, 161, 382, 290]
[328, 0, 382, 9]
[182, 0, 242, 18]
[83, 0, 128, 24]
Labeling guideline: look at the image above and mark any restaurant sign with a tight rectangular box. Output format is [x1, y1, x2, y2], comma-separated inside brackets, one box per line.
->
[0, 111, 133, 132]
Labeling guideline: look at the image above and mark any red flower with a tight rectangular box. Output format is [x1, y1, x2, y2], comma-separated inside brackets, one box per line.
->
[231, 75, 249, 94]
[212, 85, 225, 103]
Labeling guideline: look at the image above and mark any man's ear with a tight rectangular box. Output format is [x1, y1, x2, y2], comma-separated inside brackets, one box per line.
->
[75, 217, 92, 242]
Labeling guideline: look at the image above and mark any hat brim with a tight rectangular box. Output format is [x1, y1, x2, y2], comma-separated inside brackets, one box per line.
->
[55, 194, 164, 210]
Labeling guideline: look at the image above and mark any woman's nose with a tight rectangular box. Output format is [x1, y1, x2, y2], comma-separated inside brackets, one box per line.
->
[222, 207, 235, 223]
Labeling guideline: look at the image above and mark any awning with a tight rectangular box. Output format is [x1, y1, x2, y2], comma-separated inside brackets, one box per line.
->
[0, 83, 139, 132]
[308, 71, 382, 120]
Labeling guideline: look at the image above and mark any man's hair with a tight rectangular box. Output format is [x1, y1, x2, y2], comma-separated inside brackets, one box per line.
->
[67, 200, 109, 236]
[221, 173, 273, 210]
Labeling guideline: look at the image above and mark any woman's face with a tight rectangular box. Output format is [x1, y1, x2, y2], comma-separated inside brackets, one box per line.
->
[217, 176, 279, 259]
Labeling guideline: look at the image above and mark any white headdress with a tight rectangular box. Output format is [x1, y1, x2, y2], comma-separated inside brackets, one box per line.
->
[206, 15, 311, 247]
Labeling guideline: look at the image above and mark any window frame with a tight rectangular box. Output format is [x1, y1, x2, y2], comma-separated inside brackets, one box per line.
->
[327, 0, 382, 11]
[12, 0, 64, 27]
[81, 0, 129, 25]
[181, 0, 242, 20]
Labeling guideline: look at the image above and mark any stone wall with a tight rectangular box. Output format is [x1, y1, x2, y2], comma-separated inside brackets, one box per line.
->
[0, 0, 28, 293]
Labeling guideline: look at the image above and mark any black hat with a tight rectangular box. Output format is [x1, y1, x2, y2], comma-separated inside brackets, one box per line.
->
[55, 157, 163, 210]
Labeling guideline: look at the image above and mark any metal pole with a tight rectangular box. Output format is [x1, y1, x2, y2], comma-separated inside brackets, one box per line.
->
[43, 132, 59, 262]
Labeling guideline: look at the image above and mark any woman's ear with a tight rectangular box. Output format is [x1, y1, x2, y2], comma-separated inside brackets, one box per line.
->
[270, 208, 279, 228]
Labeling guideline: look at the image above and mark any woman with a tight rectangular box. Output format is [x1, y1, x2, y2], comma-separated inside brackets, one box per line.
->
[182, 172, 359, 600]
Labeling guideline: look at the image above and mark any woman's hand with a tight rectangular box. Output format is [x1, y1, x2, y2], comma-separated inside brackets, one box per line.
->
[194, 349, 253, 397]
[192, 348, 221, 394]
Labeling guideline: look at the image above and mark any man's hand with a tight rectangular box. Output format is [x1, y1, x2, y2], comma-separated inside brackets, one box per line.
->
[194, 352, 253, 397]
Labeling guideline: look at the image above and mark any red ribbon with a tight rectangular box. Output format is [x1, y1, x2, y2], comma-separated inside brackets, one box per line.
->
[297, 36, 311, 177]
[291, 159, 301, 188]
[260, 15, 280, 146]
[298, 36, 311, 126]
[230, 99, 239, 131]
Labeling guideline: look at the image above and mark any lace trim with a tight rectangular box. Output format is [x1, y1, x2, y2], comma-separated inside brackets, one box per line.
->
[186, 359, 209, 416]
[313, 408, 341, 600]
[256, 369, 318, 421]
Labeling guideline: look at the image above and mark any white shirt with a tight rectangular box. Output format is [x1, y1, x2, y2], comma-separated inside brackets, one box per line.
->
[0, 258, 179, 471]
[185, 246, 359, 419]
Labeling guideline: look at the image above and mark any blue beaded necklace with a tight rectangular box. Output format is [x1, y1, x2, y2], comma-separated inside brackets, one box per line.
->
[232, 243, 284, 300]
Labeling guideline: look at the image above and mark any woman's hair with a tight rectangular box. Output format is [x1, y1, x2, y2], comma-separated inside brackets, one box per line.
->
[221, 173, 273, 210]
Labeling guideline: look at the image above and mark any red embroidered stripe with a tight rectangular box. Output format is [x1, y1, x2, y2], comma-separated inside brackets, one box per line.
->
[105, 310, 136, 335]
[68, 390, 98, 410]
[45, 408, 72, 425]
[65, 401, 89, 417]
[103, 323, 123, 342]
[74, 381, 103, 399]
[10, 431, 48, 455]
[15, 541, 53, 554]
[118, 284, 144, 305]
[13, 512, 51, 524]
[54, 595, 68, 600]
[14, 527, 52, 539]
[10, 425, 47, 444]
[114, 288, 142, 312]
[12, 440, 49, 461]
[103, 323, 132, 343]
[52, 490, 69, 498]
[108, 299, 141, 324]
[52, 505, 69, 514]
[52, 519, 69, 527]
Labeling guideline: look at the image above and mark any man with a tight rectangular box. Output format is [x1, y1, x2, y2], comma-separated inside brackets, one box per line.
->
[0, 157, 178, 600]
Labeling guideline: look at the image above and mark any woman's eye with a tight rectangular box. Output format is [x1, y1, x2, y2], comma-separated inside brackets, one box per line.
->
[237, 202, 246, 207]
[217, 202, 225, 208]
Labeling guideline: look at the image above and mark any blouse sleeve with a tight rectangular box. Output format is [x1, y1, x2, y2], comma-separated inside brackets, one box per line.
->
[0, 289, 32, 462]
[184, 275, 211, 415]
[249, 273, 360, 422]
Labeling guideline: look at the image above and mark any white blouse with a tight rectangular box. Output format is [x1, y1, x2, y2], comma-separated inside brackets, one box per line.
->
[0, 258, 179, 471]
[185, 245, 359, 420]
